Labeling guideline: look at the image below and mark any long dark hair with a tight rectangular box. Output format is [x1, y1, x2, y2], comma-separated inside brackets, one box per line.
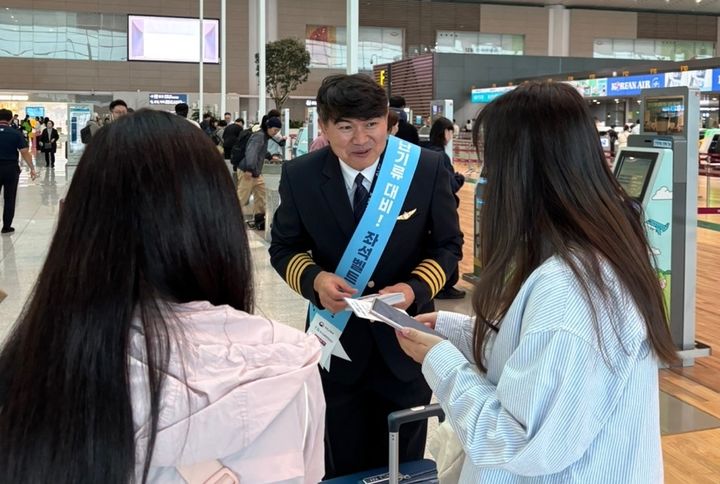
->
[471, 81, 677, 371]
[0, 110, 254, 483]
[428, 116, 453, 148]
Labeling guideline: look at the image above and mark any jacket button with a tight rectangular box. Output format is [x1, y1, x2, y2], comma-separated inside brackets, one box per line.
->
[367, 281, 375, 288]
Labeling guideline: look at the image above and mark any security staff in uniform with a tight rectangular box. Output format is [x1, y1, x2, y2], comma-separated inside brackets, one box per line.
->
[269, 74, 463, 478]
[0, 109, 36, 234]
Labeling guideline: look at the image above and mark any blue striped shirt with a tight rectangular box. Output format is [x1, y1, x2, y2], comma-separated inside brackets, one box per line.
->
[423, 256, 663, 483]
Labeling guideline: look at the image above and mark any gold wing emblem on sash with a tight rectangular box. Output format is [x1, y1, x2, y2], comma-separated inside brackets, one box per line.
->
[397, 209, 417, 221]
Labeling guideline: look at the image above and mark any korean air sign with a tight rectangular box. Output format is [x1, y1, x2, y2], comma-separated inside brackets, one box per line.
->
[607, 74, 665, 96]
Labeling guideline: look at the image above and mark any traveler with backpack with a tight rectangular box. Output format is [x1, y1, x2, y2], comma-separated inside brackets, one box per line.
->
[237, 117, 282, 231]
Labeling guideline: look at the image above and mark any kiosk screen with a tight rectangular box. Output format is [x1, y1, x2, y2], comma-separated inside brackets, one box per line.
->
[644, 97, 685, 135]
[614, 151, 658, 201]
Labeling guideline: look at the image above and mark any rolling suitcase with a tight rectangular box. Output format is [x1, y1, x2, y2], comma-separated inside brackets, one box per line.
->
[322, 403, 445, 484]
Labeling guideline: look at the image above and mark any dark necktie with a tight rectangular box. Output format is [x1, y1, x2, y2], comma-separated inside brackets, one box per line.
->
[353, 173, 369, 224]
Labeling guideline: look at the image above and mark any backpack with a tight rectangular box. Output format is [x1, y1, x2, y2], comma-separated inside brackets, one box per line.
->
[230, 129, 253, 169]
[80, 125, 92, 144]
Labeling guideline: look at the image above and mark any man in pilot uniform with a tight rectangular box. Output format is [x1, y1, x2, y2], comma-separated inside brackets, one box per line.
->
[269, 74, 463, 478]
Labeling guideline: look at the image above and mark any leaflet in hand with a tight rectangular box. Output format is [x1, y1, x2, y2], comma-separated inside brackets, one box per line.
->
[343, 292, 406, 321]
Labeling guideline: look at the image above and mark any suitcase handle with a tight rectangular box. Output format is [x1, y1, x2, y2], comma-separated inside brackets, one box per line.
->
[388, 404, 445, 484]
[387, 403, 444, 433]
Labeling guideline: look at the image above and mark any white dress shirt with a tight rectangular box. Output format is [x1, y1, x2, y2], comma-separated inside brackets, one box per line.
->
[338, 158, 379, 209]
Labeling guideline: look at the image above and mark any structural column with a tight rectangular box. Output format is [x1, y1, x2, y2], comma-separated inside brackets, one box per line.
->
[220, 0, 226, 117]
[346, 0, 359, 74]
[547, 5, 570, 57]
[258, 0, 267, 117]
[199, 0, 205, 115]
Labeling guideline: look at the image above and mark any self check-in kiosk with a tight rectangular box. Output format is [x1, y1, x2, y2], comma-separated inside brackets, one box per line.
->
[615, 86, 711, 365]
[65, 103, 93, 167]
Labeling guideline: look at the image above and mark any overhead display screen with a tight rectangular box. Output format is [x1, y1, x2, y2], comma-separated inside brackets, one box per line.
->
[615, 151, 658, 201]
[128, 15, 219, 63]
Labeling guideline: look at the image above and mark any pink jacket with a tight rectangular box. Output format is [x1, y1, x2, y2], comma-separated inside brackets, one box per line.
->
[129, 301, 325, 483]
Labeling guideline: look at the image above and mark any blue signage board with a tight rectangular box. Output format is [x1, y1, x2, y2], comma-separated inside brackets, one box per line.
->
[607, 74, 665, 96]
[713, 69, 720, 92]
[471, 88, 512, 104]
[149, 93, 188, 105]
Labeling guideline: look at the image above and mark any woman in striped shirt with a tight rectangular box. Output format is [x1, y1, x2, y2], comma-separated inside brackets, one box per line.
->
[397, 81, 677, 483]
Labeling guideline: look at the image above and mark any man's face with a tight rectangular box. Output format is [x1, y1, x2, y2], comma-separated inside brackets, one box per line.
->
[321, 114, 388, 170]
[111, 105, 128, 119]
[236, 121, 244, 128]
[224, 114, 232, 123]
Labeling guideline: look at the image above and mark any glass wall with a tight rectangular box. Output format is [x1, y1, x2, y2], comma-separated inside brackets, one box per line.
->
[435, 31, 524, 55]
[594, 38, 715, 62]
[0, 8, 127, 61]
[305, 25, 403, 70]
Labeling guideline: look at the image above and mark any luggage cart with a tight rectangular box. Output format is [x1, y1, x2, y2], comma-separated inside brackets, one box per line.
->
[322, 404, 445, 484]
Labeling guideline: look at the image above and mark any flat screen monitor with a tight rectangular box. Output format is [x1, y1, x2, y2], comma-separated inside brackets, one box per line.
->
[128, 15, 219, 63]
[614, 151, 659, 202]
[644, 96, 685, 136]
[25, 106, 45, 118]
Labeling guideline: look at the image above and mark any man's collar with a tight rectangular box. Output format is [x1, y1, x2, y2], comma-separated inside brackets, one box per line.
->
[338, 158, 380, 191]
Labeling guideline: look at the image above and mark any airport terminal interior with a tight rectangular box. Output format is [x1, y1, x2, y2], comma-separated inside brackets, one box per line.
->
[2, 0, 720, 482]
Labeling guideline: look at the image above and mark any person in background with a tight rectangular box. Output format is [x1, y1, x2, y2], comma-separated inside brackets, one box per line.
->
[174, 103, 201, 129]
[387, 110, 399, 135]
[39, 120, 60, 168]
[607, 125, 619, 157]
[200, 113, 214, 136]
[238, 116, 282, 231]
[262, 109, 286, 159]
[222, 118, 245, 161]
[0, 109, 37, 235]
[452, 119, 460, 137]
[224, 112, 232, 124]
[21, 116, 33, 141]
[0, 110, 325, 483]
[632, 118, 641, 135]
[10, 114, 20, 130]
[396, 81, 677, 484]
[85, 115, 102, 137]
[214, 120, 227, 146]
[309, 130, 329, 152]
[109, 99, 128, 120]
[617, 124, 631, 150]
[464, 119, 472, 132]
[389, 95, 420, 145]
[422, 116, 465, 300]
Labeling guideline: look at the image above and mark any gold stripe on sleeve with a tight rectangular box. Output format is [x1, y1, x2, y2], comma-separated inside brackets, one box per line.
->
[412, 266, 440, 296]
[422, 259, 447, 289]
[286, 253, 313, 293]
[292, 260, 313, 295]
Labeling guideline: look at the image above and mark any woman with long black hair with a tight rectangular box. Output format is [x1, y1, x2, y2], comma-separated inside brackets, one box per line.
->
[0, 110, 325, 483]
[396, 82, 677, 483]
